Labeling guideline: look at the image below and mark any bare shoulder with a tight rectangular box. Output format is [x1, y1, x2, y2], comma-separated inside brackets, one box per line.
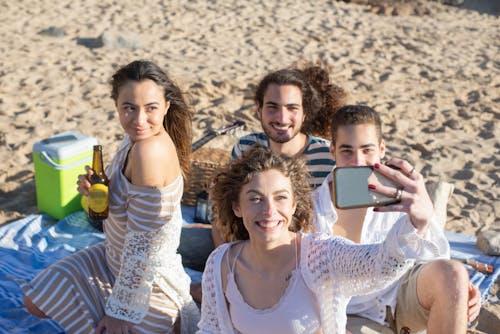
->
[128, 133, 180, 187]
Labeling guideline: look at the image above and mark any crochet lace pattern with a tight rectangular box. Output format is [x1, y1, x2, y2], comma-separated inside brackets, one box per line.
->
[197, 218, 433, 333]
[104, 136, 200, 332]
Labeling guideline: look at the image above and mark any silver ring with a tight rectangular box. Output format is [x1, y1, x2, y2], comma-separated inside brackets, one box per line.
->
[394, 188, 403, 201]
[408, 167, 416, 176]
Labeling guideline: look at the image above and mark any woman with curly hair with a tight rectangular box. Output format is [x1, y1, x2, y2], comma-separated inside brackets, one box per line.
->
[197, 146, 442, 333]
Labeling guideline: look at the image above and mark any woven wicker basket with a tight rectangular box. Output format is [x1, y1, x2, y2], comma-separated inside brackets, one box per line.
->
[182, 147, 231, 206]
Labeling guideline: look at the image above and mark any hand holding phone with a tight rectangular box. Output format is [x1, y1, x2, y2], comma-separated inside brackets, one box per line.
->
[333, 166, 401, 209]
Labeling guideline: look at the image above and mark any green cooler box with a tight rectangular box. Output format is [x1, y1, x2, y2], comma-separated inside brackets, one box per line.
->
[33, 131, 98, 219]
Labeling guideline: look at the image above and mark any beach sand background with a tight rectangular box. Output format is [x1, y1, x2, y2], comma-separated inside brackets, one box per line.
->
[0, 0, 498, 332]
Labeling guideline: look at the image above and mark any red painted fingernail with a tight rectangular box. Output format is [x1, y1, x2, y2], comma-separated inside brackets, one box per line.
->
[374, 163, 380, 169]
[368, 184, 376, 189]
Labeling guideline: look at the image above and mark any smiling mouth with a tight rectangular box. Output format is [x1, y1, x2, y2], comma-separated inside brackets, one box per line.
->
[256, 219, 283, 231]
[271, 124, 291, 132]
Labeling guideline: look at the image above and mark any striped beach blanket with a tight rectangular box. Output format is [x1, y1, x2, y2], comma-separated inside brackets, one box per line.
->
[0, 210, 498, 333]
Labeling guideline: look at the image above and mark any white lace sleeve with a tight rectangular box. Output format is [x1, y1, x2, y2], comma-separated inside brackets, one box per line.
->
[105, 227, 168, 323]
[416, 214, 450, 261]
[306, 216, 437, 297]
[105, 176, 183, 324]
[197, 254, 221, 333]
[197, 244, 235, 334]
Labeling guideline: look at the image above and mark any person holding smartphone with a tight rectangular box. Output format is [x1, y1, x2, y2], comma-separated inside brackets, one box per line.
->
[311, 105, 481, 333]
[197, 146, 444, 333]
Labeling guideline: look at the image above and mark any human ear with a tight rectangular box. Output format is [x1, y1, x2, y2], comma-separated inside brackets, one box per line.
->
[232, 202, 242, 218]
[330, 142, 336, 160]
[379, 139, 386, 159]
[256, 103, 262, 120]
[164, 101, 171, 115]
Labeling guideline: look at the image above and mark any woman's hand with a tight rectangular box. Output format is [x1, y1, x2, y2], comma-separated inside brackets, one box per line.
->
[77, 166, 94, 196]
[93, 315, 133, 334]
[369, 158, 434, 235]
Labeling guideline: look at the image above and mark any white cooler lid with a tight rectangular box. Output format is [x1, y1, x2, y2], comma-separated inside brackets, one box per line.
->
[33, 131, 98, 160]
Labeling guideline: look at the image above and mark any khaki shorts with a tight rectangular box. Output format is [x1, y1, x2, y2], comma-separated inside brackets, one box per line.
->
[347, 264, 429, 334]
[389, 264, 429, 334]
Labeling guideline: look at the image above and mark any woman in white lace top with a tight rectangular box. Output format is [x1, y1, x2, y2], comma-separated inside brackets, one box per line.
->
[197, 146, 442, 334]
[22, 60, 200, 334]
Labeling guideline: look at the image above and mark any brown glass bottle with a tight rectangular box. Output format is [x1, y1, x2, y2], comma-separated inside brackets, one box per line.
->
[88, 145, 109, 228]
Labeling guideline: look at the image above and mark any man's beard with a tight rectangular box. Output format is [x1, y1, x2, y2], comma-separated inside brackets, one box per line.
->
[262, 123, 300, 144]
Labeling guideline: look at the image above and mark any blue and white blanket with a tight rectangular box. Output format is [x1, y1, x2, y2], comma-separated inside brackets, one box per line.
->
[0, 210, 498, 333]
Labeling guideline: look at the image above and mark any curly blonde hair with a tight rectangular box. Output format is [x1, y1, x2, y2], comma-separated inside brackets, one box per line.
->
[210, 146, 313, 242]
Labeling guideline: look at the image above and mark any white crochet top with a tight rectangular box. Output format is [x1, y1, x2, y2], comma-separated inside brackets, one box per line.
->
[197, 218, 442, 333]
[311, 172, 450, 325]
[104, 136, 200, 333]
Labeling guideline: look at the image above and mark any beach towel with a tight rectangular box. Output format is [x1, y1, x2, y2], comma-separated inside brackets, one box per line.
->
[0, 209, 203, 334]
[0, 210, 498, 334]
[445, 231, 500, 303]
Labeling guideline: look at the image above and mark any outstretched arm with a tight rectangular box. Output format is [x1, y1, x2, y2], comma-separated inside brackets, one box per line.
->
[327, 217, 422, 296]
[305, 214, 444, 298]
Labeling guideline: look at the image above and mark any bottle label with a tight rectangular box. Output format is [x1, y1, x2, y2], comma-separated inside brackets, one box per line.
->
[89, 184, 109, 213]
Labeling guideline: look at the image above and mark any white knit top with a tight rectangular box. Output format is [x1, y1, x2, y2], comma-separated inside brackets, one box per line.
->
[197, 217, 442, 333]
[311, 172, 450, 325]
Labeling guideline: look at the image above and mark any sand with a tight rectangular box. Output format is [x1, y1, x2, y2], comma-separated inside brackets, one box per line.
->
[0, 0, 498, 332]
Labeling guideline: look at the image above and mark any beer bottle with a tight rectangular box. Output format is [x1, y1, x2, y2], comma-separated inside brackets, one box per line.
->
[88, 145, 109, 229]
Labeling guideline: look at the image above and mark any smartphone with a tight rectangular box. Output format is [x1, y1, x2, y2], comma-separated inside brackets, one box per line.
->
[333, 166, 401, 209]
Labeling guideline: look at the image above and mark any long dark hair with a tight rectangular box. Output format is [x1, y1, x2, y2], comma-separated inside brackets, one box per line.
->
[254, 64, 347, 139]
[110, 60, 192, 179]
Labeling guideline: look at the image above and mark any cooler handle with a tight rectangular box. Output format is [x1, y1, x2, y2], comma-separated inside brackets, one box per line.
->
[40, 151, 92, 170]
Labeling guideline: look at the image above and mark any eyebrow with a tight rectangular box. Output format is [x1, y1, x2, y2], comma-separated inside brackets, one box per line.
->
[121, 101, 160, 106]
[264, 101, 301, 108]
[338, 143, 377, 149]
[246, 189, 291, 195]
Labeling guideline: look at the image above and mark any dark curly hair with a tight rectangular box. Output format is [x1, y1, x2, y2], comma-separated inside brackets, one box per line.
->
[254, 63, 347, 139]
[210, 146, 313, 242]
[110, 60, 193, 180]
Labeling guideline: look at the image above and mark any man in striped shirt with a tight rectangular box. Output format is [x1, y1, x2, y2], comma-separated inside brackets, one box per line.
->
[231, 66, 344, 188]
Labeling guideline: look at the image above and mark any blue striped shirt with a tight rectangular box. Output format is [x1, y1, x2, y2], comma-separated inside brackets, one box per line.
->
[231, 132, 335, 188]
